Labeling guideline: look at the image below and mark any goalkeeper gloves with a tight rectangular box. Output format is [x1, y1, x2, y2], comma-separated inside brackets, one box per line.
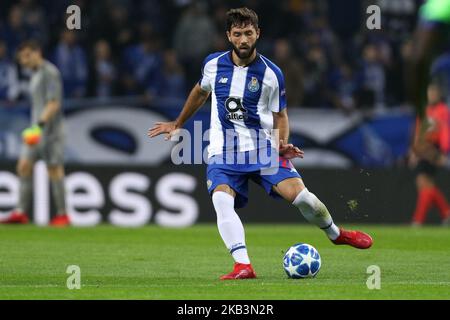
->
[22, 124, 43, 146]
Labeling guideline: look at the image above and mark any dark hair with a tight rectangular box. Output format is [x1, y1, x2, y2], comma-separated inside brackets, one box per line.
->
[226, 7, 259, 31]
[17, 40, 42, 52]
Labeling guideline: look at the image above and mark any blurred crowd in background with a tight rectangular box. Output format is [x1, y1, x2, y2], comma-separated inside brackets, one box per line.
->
[1, 0, 445, 111]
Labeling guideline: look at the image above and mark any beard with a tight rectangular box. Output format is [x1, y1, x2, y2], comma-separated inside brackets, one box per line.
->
[232, 42, 257, 59]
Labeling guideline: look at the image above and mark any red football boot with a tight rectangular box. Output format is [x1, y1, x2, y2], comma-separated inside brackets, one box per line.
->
[220, 263, 257, 280]
[332, 228, 373, 249]
[1, 211, 29, 224]
[50, 214, 71, 227]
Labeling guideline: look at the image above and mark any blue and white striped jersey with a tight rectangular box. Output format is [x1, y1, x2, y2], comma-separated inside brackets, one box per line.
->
[199, 51, 286, 159]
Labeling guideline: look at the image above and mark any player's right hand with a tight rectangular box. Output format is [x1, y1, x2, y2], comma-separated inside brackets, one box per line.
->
[22, 125, 42, 146]
[147, 121, 179, 141]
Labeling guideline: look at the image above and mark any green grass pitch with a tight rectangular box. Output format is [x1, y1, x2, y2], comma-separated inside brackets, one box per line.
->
[0, 224, 449, 299]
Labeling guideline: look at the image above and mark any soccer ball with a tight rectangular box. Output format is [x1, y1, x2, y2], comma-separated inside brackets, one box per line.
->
[283, 243, 321, 279]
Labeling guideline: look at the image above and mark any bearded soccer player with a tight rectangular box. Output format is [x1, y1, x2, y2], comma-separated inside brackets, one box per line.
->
[149, 8, 372, 280]
[2, 40, 69, 226]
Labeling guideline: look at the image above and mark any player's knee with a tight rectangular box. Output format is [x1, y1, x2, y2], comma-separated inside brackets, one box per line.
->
[17, 160, 32, 177]
[212, 190, 234, 206]
[213, 184, 236, 198]
[47, 166, 64, 180]
[416, 174, 433, 189]
[285, 188, 303, 203]
[275, 178, 305, 202]
[292, 188, 320, 212]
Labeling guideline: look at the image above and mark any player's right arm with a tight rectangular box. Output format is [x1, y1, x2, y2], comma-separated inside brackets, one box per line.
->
[147, 83, 210, 140]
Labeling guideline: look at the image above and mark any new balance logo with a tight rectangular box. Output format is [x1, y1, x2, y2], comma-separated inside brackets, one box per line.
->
[218, 77, 228, 84]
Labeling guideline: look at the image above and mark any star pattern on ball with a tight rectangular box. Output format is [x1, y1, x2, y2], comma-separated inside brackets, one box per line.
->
[283, 243, 321, 279]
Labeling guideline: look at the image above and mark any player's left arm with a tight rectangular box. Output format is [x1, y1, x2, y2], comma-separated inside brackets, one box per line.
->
[270, 69, 303, 159]
[272, 108, 290, 145]
[22, 71, 62, 145]
[273, 109, 303, 159]
[38, 100, 60, 125]
[39, 72, 63, 126]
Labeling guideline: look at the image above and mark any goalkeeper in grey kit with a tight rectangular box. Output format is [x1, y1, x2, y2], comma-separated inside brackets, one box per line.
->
[2, 40, 70, 226]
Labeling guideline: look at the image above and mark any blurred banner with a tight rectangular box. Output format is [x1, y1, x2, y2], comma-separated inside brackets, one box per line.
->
[0, 98, 415, 168]
[0, 162, 448, 225]
[2, 98, 436, 226]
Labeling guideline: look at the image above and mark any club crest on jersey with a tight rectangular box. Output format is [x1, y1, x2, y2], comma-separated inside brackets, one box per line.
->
[247, 76, 260, 92]
[225, 97, 247, 120]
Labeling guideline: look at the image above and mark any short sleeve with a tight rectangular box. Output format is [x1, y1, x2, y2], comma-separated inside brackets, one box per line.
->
[199, 58, 213, 92]
[45, 71, 63, 103]
[269, 70, 287, 112]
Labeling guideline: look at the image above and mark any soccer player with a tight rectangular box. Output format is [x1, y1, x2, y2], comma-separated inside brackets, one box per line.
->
[2, 40, 70, 226]
[149, 8, 372, 280]
[409, 82, 450, 226]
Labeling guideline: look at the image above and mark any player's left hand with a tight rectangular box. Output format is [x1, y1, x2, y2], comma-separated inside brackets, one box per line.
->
[22, 125, 42, 146]
[279, 139, 304, 159]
